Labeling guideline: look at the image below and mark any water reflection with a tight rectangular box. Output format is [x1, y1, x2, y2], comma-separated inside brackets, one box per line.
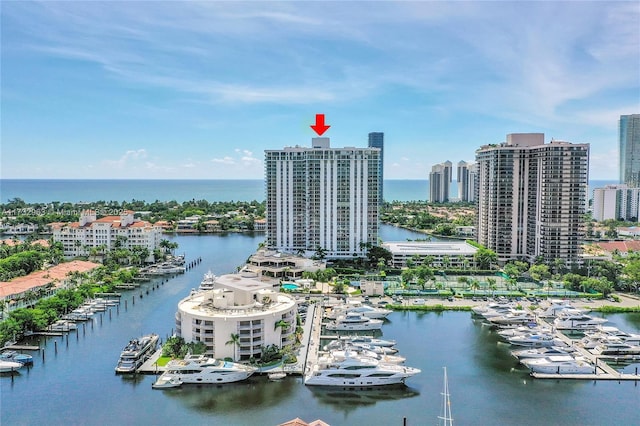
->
[160, 376, 297, 414]
[308, 384, 419, 413]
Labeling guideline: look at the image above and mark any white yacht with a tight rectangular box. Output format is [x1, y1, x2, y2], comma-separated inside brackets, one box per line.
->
[488, 311, 536, 326]
[521, 355, 596, 374]
[48, 320, 78, 331]
[152, 354, 256, 388]
[553, 312, 607, 330]
[115, 333, 160, 373]
[327, 348, 406, 365]
[595, 326, 640, 345]
[590, 342, 640, 356]
[325, 312, 384, 331]
[304, 355, 420, 386]
[536, 300, 582, 318]
[327, 302, 392, 320]
[344, 336, 396, 347]
[511, 346, 575, 359]
[198, 271, 217, 291]
[471, 302, 514, 317]
[349, 342, 398, 355]
[507, 333, 561, 348]
[497, 325, 550, 339]
[0, 360, 23, 373]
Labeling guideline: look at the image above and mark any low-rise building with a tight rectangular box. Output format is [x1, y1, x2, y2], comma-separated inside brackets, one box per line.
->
[246, 250, 325, 279]
[253, 219, 267, 231]
[381, 241, 478, 269]
[175, 272, 297, 361]
[51, 210, 162, 260]
[0, 260, 100, 316]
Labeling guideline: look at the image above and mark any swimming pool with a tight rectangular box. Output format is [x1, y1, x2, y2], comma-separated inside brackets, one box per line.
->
[281, 283, 300, 291]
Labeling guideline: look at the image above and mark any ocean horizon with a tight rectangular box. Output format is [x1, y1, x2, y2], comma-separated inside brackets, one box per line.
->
[0, 178, 619, 204]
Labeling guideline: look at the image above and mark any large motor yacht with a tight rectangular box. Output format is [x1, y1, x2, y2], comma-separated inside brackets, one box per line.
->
[553, 311, 607, 330]
[327, 302, 392, 320]
[198, 271, 217, 291]
[521, 355, 596, 375]
[152, 354, 257, 388]
[304, 355, 420, 387]
[325, 312, 384, 331]
[114, 333, 159, 374]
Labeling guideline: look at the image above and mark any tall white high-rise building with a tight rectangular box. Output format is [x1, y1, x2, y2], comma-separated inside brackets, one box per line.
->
[429, 161, 452, 203]
[593, 184, 640, 222]
[457, 160, 477, 203]
[265, 137, 380, 258]
[475, 133, 589, 265]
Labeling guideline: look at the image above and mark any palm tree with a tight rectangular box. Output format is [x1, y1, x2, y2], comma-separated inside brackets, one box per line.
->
[486, 277, 497, 295]
[274, 319, 290, 334]
[469, 279, 480, 297]
[226, 333, 241, 361]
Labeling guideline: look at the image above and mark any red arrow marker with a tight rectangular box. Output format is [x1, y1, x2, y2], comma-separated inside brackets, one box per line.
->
[310, 114, 330, 136]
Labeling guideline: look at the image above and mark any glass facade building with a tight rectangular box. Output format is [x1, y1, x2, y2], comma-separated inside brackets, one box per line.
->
[368, 132, 384, 204]
[620, 114, 640, 187]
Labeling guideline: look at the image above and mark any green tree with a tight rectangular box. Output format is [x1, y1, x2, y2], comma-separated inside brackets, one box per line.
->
[528, 264, 551, 282]
[226, 333, 241, 361]
[474, 247, 497, 270]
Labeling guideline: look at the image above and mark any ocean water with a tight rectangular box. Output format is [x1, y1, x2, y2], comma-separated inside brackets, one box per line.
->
[0, 179, 619, 204]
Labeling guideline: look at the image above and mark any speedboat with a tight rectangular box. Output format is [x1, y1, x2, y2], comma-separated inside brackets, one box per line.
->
[198, 271, 217, 291]
[512, 346, 575, 359]
[115, 333, 159, 373]
[553, 311, 607, 330]
[521, 355, 596, 374]
[268, 371, 287, 381]
[152, 354, 256, 388]
[325, 312, 384, 331]
[0, 360, 23, 373]
[0, 350, 34, 365]
[304, 355, 420, 386]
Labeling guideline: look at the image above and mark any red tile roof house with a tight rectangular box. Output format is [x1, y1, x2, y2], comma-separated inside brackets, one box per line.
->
[0, 260, 100, 318]
[594, 240, 640, 256]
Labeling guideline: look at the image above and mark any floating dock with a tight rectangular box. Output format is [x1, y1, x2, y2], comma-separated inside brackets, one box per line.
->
[529, 317, 640, 381]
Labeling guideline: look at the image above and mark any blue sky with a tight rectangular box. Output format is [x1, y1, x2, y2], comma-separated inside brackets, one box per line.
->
[2, 1, 639, 180]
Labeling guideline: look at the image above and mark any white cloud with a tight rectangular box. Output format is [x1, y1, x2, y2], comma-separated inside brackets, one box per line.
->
[211, 156, 236, 165]
[103, 149, 147, 168]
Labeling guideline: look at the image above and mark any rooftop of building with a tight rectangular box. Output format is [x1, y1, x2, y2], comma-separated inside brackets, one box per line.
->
[1, 238, 50, 248]
[178, 273, 296, 318]
[382, 240, 478, 256]
[0, 260, 101, 299]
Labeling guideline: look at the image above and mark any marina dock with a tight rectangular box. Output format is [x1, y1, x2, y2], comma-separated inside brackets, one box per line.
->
[528, 317, 640, 381]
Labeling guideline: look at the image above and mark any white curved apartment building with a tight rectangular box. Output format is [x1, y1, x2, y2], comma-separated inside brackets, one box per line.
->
[175, 273, 297, 361]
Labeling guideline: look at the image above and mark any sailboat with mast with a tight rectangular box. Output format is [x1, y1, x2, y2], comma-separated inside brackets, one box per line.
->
[438, 367, 453, 426]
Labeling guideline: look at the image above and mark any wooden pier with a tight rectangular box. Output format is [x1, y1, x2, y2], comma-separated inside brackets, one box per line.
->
[3, 344, 40, 351]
